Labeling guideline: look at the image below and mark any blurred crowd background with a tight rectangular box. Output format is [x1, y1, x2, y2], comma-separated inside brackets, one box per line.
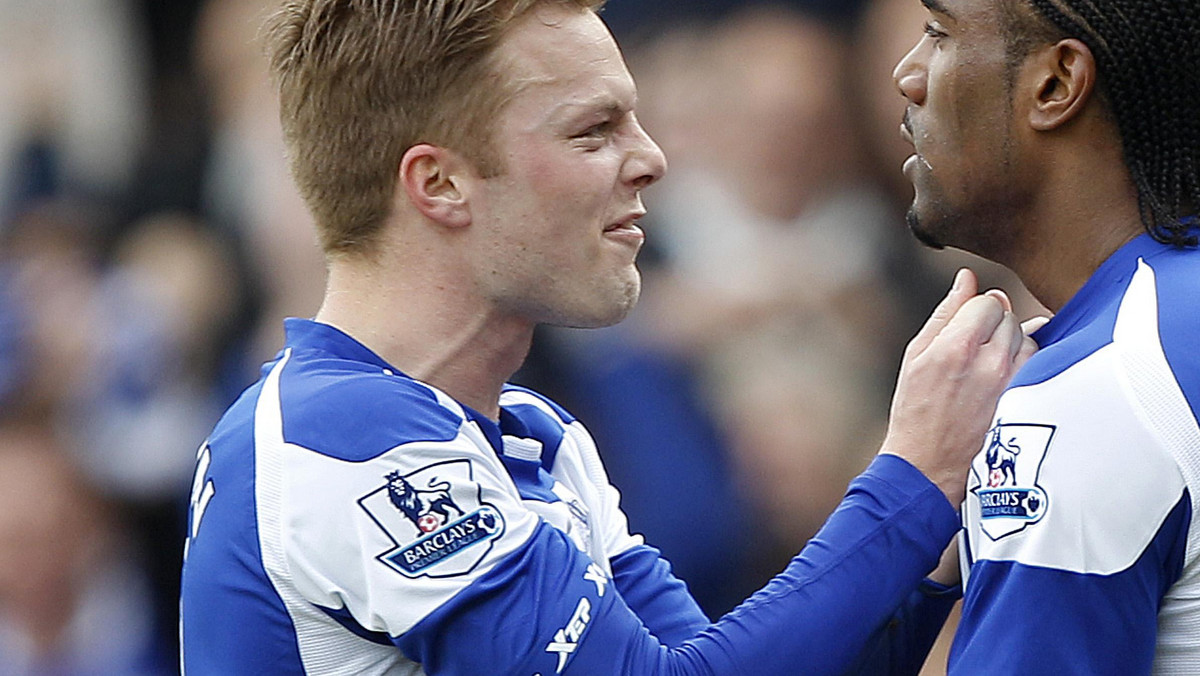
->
[0, 0, 1043, 674]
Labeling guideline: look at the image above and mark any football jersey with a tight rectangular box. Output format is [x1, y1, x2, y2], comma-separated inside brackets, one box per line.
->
[182, 319, 962, 675]
[953, 234, 1200, 674]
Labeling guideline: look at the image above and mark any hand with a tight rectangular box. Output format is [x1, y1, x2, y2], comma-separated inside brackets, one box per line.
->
[879, 269, 1037, 506]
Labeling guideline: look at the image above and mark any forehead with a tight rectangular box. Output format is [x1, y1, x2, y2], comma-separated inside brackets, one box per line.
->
[492, 7, 635, 115]
[922, 0, 1009, 24]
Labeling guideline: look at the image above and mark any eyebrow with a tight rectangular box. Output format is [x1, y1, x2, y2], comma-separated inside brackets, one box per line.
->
[921, 0, 957, 20]
[552, 96, 633, 121]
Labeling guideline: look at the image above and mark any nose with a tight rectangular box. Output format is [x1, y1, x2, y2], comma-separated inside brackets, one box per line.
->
[893, 42, 927, 105]
[625, 116, 668, 190]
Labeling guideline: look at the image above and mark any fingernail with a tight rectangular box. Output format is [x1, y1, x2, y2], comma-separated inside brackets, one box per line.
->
[952, 269, 966, 292]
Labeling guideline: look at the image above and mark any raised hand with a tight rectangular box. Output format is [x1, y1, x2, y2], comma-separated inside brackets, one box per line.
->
[879, 269, 1038, 506]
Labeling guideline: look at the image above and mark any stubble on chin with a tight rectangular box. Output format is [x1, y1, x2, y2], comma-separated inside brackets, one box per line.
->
[906, 206, 946, 250]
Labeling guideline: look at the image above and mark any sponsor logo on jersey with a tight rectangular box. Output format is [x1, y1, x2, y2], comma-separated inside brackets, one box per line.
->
[970, 422, 1056, 540]
[545, 597, 591, 674]
[359, 459, 505, 578]
[584, 563, 608, 597]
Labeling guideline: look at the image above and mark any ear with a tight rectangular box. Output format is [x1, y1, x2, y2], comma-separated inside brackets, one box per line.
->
[398, 144, 473, 229]
[1027, 38, 1097, 132]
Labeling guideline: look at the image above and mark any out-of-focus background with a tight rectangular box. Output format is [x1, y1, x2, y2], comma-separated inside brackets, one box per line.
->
[0, 0, 1042, 673]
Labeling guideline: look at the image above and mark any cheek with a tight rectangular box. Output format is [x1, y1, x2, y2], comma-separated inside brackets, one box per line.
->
[925, 76, 998, 183]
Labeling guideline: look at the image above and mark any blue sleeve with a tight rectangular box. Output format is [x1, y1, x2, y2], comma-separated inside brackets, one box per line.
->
[949, 495, 1190, 675]
[610, 544, 711, 646]
[392, 454, 960, 675]
[845, 579, 960, 675]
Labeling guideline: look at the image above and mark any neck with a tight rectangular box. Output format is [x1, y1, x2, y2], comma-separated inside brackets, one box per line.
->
[1004, 204, 1141, 313]
[315, 253, 533, 420]
[995, 137, 1143, 312]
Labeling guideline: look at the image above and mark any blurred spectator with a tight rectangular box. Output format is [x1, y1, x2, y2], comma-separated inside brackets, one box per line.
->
[633, 6, 904, 365]
[629, 5, 904, 549]
[0, 202, 241, 500]
[0, 0, 149, 222]
[195, 0, 326, 360]
[72, 211, 243, 501]
[0, 417, 166, 675]
[0, 200, 248, 673]
[0, 201, 109, 421]
[715, 329, 885, 549]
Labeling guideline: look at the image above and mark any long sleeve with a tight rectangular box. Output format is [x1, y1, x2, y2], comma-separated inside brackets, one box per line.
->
[392, 454, 959, 675]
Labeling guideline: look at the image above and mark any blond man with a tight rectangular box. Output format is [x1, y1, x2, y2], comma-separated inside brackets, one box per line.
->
[180, 1, 1032, 673]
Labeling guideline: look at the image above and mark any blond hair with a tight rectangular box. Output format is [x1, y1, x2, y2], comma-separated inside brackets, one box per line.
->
[266, 0, 605, 254]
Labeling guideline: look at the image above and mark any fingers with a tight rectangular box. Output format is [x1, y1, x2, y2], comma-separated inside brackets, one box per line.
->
[942, 293, 1008, 348]
[909, 268, 978, 356]
[1021, 315, 1050, 336]
[983, 288, 1013, 313]
[983, 309, 1023, 363]
[1010, 316, 1049, 369]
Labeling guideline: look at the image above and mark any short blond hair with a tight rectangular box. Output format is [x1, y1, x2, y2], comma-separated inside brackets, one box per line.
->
[266, 0, 605, 255]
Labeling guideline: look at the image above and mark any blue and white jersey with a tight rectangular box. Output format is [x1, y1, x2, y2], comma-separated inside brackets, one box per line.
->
[182, 319, 962, 675]
[953, 235, 1200, 675]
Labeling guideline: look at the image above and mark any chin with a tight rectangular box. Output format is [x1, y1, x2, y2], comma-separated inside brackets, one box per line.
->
[554, 280, 641, 330]
[906, 206, 946, 250]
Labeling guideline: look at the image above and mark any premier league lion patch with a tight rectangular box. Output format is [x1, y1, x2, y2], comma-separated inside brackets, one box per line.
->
[359, 459, 505, 578]
[970, 422, 1057, 541]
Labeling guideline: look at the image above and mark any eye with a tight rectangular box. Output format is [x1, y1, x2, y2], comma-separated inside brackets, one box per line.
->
[570, 120, 616, 151]
[573, 121, 613, 140]
[923, 21, 948, 40]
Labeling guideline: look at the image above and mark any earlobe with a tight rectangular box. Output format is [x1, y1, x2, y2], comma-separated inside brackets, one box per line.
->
[1029, 38, 1096, 132]
[399, 144, 472, 229]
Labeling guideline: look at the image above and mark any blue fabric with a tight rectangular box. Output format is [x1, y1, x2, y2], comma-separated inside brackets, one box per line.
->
[951, 494, 1190, 675]
[1146, 242, 1200, 426]
[954, 235, 1200, 674]
[399, 455, 960, 675]
[182, 319, 962, 675]
[277, 320, 462, 461]
[845, 580, 961, 675]
[610, 544, 710, 646]
[181, 379, 307, 675]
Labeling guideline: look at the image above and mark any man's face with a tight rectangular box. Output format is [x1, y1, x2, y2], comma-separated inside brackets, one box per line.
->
[893, 0, 1035, 258]
[467, 6, 666, 329]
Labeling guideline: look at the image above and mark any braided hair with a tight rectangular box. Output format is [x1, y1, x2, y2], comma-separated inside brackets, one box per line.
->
[1024, 0, 1200, 246]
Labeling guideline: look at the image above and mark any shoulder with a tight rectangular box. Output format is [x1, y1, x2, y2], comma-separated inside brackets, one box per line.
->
[1141, 249, 1200, 406]
[275, 347, 469, 462]
[968, 256, 1199, 574]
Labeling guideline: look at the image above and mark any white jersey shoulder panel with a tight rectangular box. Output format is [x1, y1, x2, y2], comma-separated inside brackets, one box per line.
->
[254, 352, 540, 674]
[964, 261, 1194, 576]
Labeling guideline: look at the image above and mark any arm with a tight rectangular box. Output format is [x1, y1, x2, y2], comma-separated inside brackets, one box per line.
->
[846, 579, 960, 676]
[609, 544, 711, 646]
[846, 540, 962, 676]
[394, 454, 957, 675]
